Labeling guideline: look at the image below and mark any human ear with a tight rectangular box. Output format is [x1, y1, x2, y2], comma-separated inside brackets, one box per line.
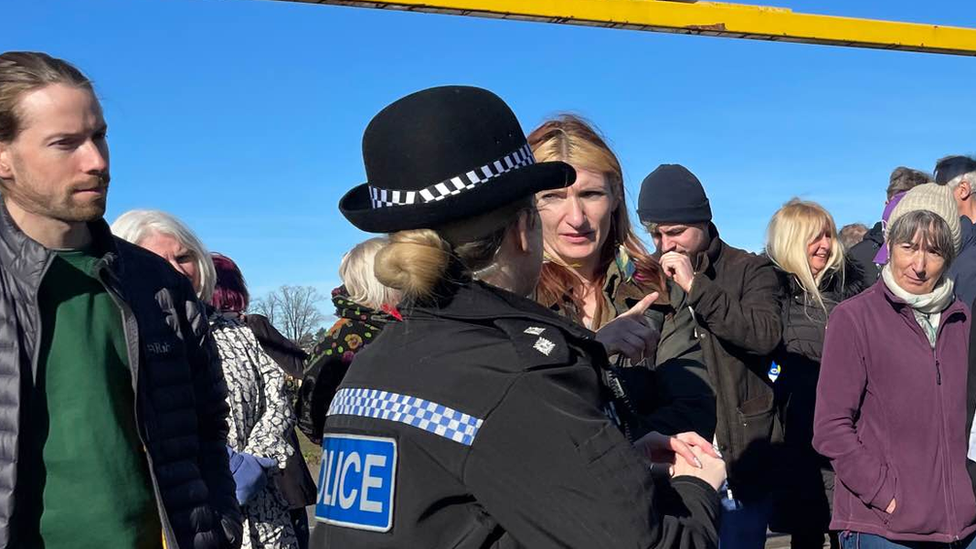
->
[516, 212, 532, 254]
[961, 181, 973, 201]
[0, 143, 12, 180]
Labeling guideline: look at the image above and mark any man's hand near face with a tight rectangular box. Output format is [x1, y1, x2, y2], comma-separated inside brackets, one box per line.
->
[660, 251, 695, 293]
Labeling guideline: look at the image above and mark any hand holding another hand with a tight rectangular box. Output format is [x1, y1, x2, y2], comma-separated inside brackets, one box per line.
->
[673, 446, 727, 491]
[634, 431, 720, 467]
[635, 431, 726, 491]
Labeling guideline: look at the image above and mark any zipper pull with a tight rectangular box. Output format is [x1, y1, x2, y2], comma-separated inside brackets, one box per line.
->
[936, 359, 942, 385]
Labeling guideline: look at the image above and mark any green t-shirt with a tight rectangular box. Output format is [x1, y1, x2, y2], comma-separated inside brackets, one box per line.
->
[15, 248, 162, 549]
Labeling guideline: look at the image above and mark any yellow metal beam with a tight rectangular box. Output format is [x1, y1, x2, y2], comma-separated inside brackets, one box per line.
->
[272, 0, 976, 56]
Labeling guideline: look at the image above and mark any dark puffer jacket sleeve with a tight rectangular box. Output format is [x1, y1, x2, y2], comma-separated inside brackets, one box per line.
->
[183, 291, 245, 548]
[689, 257, 783, 356]
[463, 360, 720, 549]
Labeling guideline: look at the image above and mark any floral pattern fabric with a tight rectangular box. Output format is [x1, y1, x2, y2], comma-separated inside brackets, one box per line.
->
[210, 314, 298, 549]
[306, 288, 393, 368]
[297, 287, 398, 443]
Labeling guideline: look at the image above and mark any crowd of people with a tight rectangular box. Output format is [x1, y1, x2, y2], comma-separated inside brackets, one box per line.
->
[2, 49, 976, 549]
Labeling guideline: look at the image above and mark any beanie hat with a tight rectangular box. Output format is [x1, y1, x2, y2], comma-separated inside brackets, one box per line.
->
[887, 183, 961, 253]
[637, 164, 712, 225]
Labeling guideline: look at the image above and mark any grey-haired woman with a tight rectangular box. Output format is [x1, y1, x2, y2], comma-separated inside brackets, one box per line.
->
[112, 210, 298, 549]
[814, 184, 976, 549]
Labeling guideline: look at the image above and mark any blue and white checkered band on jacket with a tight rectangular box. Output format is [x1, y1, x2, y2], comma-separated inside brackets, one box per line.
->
[367, 143, 536, 209]
[328, 387, 485, 446]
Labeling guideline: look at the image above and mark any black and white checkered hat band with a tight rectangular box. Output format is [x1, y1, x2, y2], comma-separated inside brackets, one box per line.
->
[368, 143, 536, 209]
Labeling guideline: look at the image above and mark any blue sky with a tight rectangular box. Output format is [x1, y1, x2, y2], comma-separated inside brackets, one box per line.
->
[5, 0, 976, 315]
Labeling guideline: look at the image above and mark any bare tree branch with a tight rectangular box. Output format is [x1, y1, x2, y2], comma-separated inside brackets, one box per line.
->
[250, 285, 326, 349]
[251, 293, 281, 328]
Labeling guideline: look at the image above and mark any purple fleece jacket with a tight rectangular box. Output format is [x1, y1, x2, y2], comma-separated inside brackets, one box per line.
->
[813, 280, 976, 542]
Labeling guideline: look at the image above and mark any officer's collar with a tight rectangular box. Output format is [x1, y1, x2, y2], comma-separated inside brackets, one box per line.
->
[409, 279, 596, 342]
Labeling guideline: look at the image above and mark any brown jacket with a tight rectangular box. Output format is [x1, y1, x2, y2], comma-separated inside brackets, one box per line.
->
[661, 225, 784, 502]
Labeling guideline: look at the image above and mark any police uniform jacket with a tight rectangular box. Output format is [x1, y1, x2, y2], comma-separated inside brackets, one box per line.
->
[309, 277, 720, 549]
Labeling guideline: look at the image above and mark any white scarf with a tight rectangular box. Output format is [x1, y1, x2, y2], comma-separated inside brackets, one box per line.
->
[881, 264, 955, 348]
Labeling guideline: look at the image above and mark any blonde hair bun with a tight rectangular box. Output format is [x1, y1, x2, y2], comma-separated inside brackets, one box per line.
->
[374, 229, 452, 301]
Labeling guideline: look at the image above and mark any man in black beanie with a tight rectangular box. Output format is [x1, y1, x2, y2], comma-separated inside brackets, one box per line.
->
[638, 164, 783, 549]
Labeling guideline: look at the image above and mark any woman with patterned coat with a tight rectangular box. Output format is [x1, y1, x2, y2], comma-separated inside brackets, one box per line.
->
[210, 256, 299, 549]
[243, 310, 315, 549]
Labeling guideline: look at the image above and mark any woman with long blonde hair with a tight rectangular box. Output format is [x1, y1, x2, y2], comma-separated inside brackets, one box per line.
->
[767, 199, 849, 312]
[528, 115, 714, 439]
[765, 199, 865, 549]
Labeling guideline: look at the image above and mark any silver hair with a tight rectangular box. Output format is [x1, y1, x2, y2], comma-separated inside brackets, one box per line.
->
[887, 210, 957, 267]
[935, 155, 976, 191]
[110, 209, 217, 302]
[944, 172, 976, 191]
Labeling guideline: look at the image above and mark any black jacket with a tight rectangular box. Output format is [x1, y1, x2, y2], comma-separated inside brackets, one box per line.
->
[964, 297, 976, 499]
[661, 225, 784, 503]
[951, 216, 976, 311]
[310, 279, 720, 549]
[776, 260, 866, 369]
[246, 314, 307, 379]
[0, 206, 242, 549]
[848, 221, 884, 283]
[770, 259, 865, 533]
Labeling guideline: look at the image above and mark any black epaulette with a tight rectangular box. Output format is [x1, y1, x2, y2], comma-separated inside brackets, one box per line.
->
[493, 318, 572, 369]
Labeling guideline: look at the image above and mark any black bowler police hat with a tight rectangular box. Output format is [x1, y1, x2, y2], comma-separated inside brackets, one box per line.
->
[339, 86, 576, 234]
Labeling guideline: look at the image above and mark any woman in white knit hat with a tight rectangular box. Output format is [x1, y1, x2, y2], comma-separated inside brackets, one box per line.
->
[813, 183, 976, 549]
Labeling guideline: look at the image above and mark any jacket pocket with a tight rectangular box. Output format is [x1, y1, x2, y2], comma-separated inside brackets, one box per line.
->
[867, 469, 899, 528]
[730, 392, 779, 496]
[736, 391, 777, 447]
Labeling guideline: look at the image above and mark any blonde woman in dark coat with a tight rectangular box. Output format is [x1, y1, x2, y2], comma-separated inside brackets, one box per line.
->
[766, 199, 865, 549]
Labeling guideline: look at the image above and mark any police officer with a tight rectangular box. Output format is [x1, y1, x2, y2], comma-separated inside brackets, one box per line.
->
[310, 86, 726, 548]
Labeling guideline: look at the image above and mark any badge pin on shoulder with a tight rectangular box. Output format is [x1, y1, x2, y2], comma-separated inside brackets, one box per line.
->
[524, 326, 546, 335]
[533, 337, 555, 356]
